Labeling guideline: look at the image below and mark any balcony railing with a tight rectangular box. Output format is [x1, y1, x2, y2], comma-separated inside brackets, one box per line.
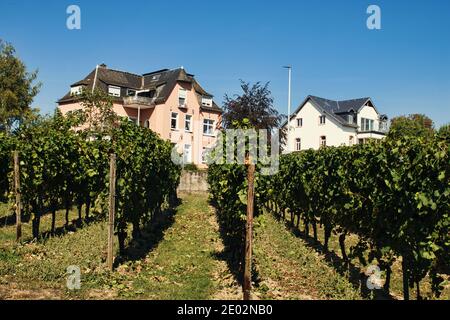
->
[379, 124, 389, 133]
[358, 120, 388, 133]
[123, 96, 156, 107]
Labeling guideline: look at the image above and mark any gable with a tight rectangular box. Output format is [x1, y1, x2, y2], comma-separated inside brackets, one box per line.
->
[289, 97, 356, 128]
[294, 100, 348, 129]
[358, 104, 379, 119]
[284, 95, 379, 129]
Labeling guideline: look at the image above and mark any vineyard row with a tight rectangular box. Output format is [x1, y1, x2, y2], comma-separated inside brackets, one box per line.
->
[208, 133, 449, 300]
[0, 112, 181, 252]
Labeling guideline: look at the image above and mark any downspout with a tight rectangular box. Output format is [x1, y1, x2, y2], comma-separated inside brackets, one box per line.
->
[197, 110, 201, 165]
[138, 106, 141, 127]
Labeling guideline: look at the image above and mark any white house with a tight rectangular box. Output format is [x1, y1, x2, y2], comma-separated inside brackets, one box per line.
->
[284, 95, 388, 151]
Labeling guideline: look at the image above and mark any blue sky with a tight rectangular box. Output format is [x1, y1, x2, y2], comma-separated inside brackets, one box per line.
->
[1, 0, 449, 126]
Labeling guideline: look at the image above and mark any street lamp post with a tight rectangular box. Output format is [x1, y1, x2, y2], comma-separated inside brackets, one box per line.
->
[283, 66, 292, 152]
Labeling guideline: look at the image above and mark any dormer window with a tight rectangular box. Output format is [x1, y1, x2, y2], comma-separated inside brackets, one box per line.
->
[347, 115, 353, 124]
[108, 86, 121, 97]
[127, 89, 136, 97]
[137, 90, 155, 98]
[202, 96, 212, 107]
[179, 88, 187, 107]
[70, 85, 84, 96]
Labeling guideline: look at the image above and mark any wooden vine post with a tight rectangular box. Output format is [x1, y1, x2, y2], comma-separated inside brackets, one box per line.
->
[243, 154, 255, 300]
[107, 153, 116, 271]
[13, 151, 21, 241]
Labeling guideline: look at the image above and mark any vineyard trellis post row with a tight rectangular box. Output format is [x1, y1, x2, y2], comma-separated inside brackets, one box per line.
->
[107, 153, 116, 271]
[243, 157, 255, 300]
[13, 150, 21, 241]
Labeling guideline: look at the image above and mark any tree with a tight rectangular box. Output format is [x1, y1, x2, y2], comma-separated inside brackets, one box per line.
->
[222, 81, 285, 132]
[388, 114, 434, 140]
[0, 40, 41, 132]
[70, 88, 118, 138]
[437, 123, 450, 141]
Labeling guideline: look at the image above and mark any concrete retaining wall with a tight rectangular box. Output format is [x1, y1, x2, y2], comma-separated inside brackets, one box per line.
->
[177, 170, 208, 193]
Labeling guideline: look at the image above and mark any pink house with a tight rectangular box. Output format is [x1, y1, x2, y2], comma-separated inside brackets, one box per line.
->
[58, 64, 222, 167]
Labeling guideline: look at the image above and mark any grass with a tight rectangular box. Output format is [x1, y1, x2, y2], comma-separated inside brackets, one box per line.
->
[1, 194, 446, 300]
[0, 201, 113, 299]
[0, 193, 238, 300]
[124, 193, 231, 299]
[253, 212, 361, 300]
[271, 208, 450, 300]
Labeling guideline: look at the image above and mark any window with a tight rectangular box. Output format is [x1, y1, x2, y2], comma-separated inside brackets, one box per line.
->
[138, 90, 155, 98]
[179, 88, 187, 106]
[360, 118, 374, 131]
[203, 119, 214, 136]
[185, 114, 192, 132]
[295, 138, 301, 151]
[202, 96, 213, 107]
[171, 112, 178, 130]
[320, 136, 327, 147]
[349, 136, 354, 146]
[297, 118, 303, 127]
[183, 144, 192, 163]
[70, 85, 83, 96]
[348, 115, 354, 124]
[319, 115, 326, 125]
[108, 86, 121, 97]
[126, 89, 136, 97]
[144, 119, 150, 129]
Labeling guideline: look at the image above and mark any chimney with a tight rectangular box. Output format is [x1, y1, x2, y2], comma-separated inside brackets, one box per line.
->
[99, 63, 107, 68]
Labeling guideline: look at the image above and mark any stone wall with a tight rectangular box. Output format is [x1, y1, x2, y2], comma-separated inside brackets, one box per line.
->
[177, 170, 208, 193]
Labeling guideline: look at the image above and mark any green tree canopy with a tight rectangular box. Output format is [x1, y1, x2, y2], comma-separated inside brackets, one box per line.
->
[437, 123, 450, 141]
[78, 88, 118, 137]
[0, 40, 41, 132]
[388, 114, 435, 140]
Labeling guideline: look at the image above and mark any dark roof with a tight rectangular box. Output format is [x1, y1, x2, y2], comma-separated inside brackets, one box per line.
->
[58, 66, 222, 112]
[142, 69, 169, 76]
[142, 68, 196, 104]
[309, 96, 370, 114]
[200, 101, 222, 113]
[97, 68, 142, 89]
[282, 95, 380, 128]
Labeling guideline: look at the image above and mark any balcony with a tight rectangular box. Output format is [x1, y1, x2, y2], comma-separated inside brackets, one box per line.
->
[357, 123, 387, 140]
[358, 118, 388, 134]
[123, 96, 156, 109]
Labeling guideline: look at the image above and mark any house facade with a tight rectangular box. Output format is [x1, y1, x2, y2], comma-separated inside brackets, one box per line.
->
[284, 95, 388, 151]
[58, 64, 222, 167]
